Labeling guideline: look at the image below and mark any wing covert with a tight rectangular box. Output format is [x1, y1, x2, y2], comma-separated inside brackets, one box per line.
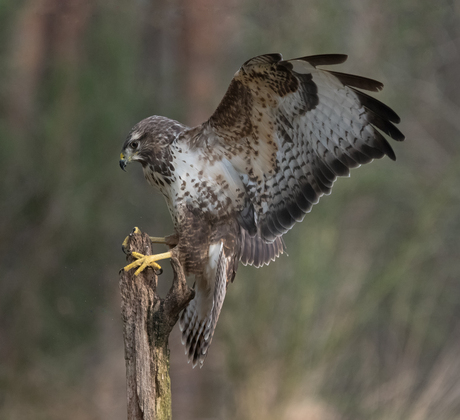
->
[193, 53, 405, 242]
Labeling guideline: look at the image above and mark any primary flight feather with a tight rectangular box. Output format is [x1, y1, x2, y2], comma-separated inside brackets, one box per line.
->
[120, 53, 404, 367]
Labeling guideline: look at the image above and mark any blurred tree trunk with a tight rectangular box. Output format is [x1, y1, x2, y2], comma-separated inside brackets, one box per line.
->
[7, 0, 91, 134]
[180, 0, 239, 126]
[4, 0, 92, 261]
[180, 0, 219, 125]
[2, 0, 92, 365]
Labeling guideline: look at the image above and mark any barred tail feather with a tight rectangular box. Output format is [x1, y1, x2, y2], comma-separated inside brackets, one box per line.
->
[179, 242, 230, 368]
[179, 302, 211, 368]
[239, 228, 286, 267]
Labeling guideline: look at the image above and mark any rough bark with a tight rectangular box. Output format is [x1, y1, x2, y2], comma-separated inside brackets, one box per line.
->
[120, 229, 194, 420]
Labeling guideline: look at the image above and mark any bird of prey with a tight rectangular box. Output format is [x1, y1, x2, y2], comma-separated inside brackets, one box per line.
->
[120, 53, 404, 367]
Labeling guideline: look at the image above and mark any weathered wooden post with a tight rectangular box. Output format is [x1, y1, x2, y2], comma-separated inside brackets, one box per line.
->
[119, 229, 194, 420]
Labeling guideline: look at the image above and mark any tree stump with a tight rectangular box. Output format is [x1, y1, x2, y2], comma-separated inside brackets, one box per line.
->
[119, 229, 194, 420]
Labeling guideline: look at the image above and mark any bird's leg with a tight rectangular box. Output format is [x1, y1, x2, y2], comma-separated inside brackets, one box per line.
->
[122, 228, 178, 253]
[124, 251, 173, 276]
[150, 236, 168, 244]
[150, 233, 179, 248]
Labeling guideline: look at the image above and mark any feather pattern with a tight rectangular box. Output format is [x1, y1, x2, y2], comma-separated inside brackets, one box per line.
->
[121, 52, 404, 367]
[179, 241, 232, 367]
[239, 228, 286, 267]
[191, 53, 405, 241]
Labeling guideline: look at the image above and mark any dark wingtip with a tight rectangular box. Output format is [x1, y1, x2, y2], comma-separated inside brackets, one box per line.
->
[385, 144, 397, 161]
[295, 54, 348, 67]
[329, 71, 384, 92]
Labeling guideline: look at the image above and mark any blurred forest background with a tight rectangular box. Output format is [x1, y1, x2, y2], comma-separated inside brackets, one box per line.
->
[1, 0, 460, 419]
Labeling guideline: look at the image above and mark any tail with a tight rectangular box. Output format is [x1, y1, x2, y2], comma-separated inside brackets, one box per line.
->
[179, 241, 232, 368]
[239, 228, 286, 267]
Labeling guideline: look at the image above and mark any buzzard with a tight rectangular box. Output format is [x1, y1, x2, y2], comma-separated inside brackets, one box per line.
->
[120, 53, 404, 367]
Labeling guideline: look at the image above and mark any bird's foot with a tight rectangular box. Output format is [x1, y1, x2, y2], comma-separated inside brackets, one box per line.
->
[124, 251, 172, 276]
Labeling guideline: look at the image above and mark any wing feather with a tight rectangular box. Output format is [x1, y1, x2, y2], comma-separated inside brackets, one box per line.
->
[298, 54, 348, 66]
[349, 87, 401, 124]
[192, 53, 404, 242]
[326, 70, 384, 92]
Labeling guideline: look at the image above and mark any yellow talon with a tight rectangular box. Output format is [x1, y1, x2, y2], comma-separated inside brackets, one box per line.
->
[124, 251, 173, 276]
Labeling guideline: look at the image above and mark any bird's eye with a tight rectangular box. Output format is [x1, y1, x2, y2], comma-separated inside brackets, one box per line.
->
[130, 141, 139, 150]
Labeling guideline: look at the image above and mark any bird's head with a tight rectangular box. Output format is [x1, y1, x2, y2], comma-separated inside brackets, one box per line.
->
[119, 122, 152, 171]
[119, 134, 143, 171]
[120, 115, 183, 173]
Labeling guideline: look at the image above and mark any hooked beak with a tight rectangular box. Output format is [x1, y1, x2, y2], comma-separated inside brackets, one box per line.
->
[119, 153, 128, 171]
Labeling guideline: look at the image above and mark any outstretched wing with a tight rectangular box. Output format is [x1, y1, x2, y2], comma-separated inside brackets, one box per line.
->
[193, 53, 404, 242]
